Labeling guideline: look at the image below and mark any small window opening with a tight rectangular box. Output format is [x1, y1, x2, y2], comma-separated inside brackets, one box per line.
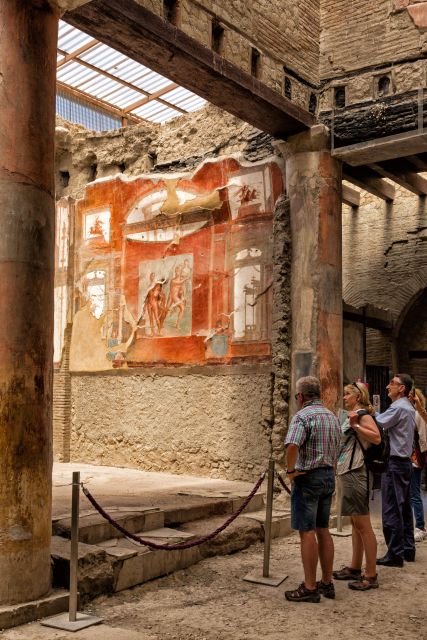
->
[308, 92, 317, 114]
[334, 86, 346, 109]
[251, 48, 261, 78]
[378, 75, 391, 97]
[211, 20, 224, 54]
[89, 164, 98, 182]
[284, 76, 292, 100]
[59, 171, 70, 188]
[163, 0, 180, 25]
[147, 152, 157, 170]
[118, 163, 126, 173]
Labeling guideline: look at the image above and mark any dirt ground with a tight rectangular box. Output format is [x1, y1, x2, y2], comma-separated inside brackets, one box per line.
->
[2, 517, 426, 640]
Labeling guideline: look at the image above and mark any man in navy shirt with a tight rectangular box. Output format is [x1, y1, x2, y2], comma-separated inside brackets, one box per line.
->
[375, 373, 416, 566]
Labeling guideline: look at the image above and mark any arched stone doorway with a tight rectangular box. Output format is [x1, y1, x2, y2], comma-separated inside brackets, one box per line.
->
[398, 288, 427, 392]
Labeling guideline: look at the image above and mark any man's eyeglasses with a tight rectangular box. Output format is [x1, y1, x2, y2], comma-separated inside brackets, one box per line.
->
[388, 379, 402, 386]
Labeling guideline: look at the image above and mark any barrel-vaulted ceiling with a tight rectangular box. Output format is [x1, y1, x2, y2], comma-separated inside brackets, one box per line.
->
[57, 20, 206, 124]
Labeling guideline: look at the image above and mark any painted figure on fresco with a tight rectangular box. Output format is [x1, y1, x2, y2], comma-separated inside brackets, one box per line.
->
[138, 254, 193, 338]
[144, 274, 167, 336]
[166, 264, 190, 330]
[89, 216, 105, 238]
[204, 313, 233, 358]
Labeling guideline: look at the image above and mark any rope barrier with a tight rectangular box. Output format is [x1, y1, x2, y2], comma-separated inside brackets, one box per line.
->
[276, 473, 291, 495]
[81, 472, 266, 551]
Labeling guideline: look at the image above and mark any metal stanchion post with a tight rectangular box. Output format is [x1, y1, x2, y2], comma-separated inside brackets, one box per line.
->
[243, 460, 288, 587]
[41, 472, 103, 631]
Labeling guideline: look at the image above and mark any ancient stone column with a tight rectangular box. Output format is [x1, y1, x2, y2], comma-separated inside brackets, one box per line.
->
[278, 125, 343, 412]
[0, 0, 59, 604]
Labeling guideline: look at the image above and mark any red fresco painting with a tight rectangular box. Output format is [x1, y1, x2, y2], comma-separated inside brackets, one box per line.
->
[64, 158, 283, 370]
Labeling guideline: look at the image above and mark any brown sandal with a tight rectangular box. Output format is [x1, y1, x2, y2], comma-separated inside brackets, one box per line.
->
[332, 566, 362, 580]
[348, 574, 379, 591]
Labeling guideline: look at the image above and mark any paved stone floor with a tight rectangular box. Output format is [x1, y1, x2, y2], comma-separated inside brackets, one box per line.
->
[52, 462, 264, 519]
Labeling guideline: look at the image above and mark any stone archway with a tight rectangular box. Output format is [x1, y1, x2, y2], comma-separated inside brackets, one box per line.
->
[397, 288, 427, 391]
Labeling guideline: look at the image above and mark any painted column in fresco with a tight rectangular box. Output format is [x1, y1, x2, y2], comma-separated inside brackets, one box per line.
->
[0, 0, 58, 604]
[279, 125, 343, 412]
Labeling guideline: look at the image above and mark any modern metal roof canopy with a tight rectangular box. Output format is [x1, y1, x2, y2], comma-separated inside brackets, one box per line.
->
[57, 20, 206, 125]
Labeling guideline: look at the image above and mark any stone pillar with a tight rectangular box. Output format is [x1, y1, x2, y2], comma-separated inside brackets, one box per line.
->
[0, 0, 58, 604]
[278, 125, 343, 413]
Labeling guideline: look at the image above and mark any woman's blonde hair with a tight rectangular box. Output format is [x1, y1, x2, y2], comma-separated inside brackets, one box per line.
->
[344, 381, 375, 415]
[414, 388, 426, 409]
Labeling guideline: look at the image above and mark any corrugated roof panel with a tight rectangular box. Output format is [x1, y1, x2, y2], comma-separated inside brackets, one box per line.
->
[78, 73, 120, 95]
[57, 63, 96, 85]
[104, 87, 143, 108]
[141, 76, 173, 93]
[59, 29, 94, 54]
[133, 100, 167, 117]
[152, 109, 181, 123]
[57, 20, 205, 127]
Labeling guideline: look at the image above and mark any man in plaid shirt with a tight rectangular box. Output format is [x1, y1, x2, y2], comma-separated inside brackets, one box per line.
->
[284, 376, 341, 603]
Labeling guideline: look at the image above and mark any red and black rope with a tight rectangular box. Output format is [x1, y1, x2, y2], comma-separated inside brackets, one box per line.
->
[81, 472, 265, 551]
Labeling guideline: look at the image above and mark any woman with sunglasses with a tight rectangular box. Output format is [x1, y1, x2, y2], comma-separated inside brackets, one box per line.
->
[333, 382, 381, 590]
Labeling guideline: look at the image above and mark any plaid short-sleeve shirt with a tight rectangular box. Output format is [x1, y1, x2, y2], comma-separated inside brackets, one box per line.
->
[285, 400, 341, 471]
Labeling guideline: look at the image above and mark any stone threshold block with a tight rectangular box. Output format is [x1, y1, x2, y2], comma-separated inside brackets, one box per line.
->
[0, 590, 69, 631]
[53, 507, 164, 544]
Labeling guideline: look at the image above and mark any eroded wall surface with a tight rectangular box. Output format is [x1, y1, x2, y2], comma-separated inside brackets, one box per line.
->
[54, 123, 289, 478]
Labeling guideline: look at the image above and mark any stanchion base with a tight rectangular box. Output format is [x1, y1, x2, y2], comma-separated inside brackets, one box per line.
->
[329, 527, 352, 537]
[41, 612, 103, 631]
[243, 572, 288, 587]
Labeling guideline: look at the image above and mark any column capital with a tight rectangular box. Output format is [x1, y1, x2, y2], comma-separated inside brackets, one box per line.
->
[275, 124, 332, 158]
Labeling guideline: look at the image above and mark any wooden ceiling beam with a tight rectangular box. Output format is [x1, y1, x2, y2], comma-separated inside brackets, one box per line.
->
[56, 81, 141, 123]
[65, 0, 315, 138]
[406, 153, 427, 172]
[343, 164, 395, 201]
[342, 184, 360, 208]
[57, 38, 99, 68]
[123, 83, 179, 113]
[369, 159, 427, 196]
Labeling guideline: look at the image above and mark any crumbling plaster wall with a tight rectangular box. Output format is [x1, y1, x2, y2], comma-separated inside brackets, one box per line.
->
[55, 104, 274, 200]
[56, 107, 291, 480]
[70, 369, 273, 481]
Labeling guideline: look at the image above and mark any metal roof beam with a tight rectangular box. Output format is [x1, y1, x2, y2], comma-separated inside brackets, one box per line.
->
[343, 164, 395, 201]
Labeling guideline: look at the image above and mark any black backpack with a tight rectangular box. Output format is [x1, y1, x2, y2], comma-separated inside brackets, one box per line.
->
[354, 409, 390, 474]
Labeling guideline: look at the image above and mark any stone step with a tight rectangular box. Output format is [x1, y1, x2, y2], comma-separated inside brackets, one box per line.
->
[51, 506, 292, 601]
[52, 491, 265, 545]
[53, 507, 164, 545]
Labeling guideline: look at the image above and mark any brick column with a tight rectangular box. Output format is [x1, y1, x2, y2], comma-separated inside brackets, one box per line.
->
[0, 0, 58, 604]
[278, 125, 343, 412]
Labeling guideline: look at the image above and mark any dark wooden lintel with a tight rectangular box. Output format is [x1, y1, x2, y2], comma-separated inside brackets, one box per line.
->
[407, 153, 427, 172]
[343, 164, 395, 201]
[66, 0, 314, 138]
[342, 184, 360, 208]
[369, 159, 427, 196]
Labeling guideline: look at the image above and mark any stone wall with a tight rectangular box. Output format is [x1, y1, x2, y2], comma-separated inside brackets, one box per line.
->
[70, 368, 272, 480]
[318, 1, 427, 139]
[54, 109, 291, 481]
[131, 0, 321, 90]
[342, 185, 427, 379]
[55, 104, 274, 200]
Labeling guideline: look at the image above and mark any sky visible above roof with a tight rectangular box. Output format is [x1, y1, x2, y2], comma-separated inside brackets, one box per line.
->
[57, 20, 206, 126]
